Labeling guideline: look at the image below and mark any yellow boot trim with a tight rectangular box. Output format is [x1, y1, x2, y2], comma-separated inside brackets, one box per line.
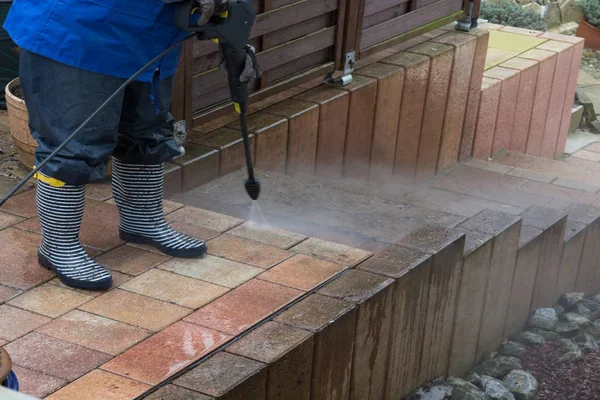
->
[33, 168, 66, 188]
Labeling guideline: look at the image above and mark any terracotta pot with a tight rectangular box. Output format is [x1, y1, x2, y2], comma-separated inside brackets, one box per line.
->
[576, 19, 600, 51]
[0, 346, 19, 392]
[5, 78, 35, 170]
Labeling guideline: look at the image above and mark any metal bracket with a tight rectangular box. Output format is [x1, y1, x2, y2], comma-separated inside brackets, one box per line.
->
[325, 51, 355, 86]
[455, 1, 474, 32]
[173, 120, 187, 159]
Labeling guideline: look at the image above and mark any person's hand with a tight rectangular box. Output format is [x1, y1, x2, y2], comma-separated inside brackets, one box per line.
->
[196, 0, 229, 25]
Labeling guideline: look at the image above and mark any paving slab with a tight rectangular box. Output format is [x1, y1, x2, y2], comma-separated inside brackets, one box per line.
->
[275, 294, 357, 400]
[522, 206, 567, 310]
[318, 270, 394, 400]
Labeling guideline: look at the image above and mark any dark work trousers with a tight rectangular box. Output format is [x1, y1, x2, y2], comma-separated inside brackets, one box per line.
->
[19, 49, 181, 185]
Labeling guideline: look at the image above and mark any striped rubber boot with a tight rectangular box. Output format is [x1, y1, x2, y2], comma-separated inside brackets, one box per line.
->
[111, 158, 207, 257]
[36, 176, 113, 290]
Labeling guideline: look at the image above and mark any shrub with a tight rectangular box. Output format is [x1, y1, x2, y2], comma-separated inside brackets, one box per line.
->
[480, 1, 547, 31]
[576, 0, 600, 29]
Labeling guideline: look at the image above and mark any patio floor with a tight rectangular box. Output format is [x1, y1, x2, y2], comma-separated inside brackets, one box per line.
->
[0, 187, 371, 399]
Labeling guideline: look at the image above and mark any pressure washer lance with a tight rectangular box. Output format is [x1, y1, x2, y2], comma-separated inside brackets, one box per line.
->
[0, 0, 261, 208]
[175, 0, 262, 200]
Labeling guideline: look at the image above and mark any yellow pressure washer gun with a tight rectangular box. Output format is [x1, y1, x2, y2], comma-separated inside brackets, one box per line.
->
[175, 0, 262, 200]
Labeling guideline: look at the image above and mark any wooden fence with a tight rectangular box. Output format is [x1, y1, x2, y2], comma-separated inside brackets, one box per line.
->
[172, 0, 473, 127]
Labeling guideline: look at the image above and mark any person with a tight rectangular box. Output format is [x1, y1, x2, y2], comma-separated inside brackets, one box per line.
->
[3, 0, 227, 290]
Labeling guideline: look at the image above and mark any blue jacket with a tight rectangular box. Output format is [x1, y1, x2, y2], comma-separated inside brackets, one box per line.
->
[3, 0, 191, 82]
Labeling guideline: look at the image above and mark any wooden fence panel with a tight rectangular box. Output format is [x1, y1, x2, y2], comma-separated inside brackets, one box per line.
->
[170, 0, 467, 125]
[187, 0, 344, 123]
[357, 0, 466, 57]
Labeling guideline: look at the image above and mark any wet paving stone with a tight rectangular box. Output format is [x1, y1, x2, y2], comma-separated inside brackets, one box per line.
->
[119, 269, 228, 309]
[5, 332, 112, 381]
[227, 321, 314, 400]
[8, 284, 93, 318]
[175, 352, 266, 399]
[79, 289, 191, 332]
[258, 254, 346, 291]
[185, 279, 302, 336]
[102, 321, 231, 385]
[207, 234, 294, 269]
[158, 254, 262, 289]
[45, 369, 150, 400]
[36, 310, 151, 356]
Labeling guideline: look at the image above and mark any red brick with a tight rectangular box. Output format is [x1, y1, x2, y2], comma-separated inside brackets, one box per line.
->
[0, 211, 24, 230]
[163, 163, 182, 197]
[0, 305, 50, 341]
[175, 352, 266, 399]
[337, 76, 377, 180]
[45, 370, 150, 400]
[459, 211, 521, 359]
[472, 78, 501, 159]
[318, 270, 395, 400]
[275, 294, 356, 400]
[556, 221, 586, 298]
[264, 99, 319, 176]
[355, 63, 405, 182]
[5, 332, 111, 381]
[459, 29, 490, 161]
[295, 86, 349, 179]
[144, 385, 212, 400]
[504, 226, 543, 338]
[556, 40, 585, 158]
[518, 49, 557, 157]
[398, 225, 465, 383]
[230, 113, 288, 174]
[523, 206, 567, 310]
[381, 53, 429, 183]
[408, 42, 454, 181]
[484, 67, 521, 154]
[448, 230, 493, 377]
[102, 321, 230, 385]
[197, 127, 255, 177]
[227, 321, 314, 400]
[501, 58, 540, 154]
[0, 189, 36, 218]
[568, 204, 600, 295]
[185, 279, 302, 335]
[37, 310, 150, 356]
[0, 228, 54, 290]
[10, 366, 67, 399]
[207, 234, 293, 269]
[357, 245, 432, 399]
[432, 33, 477, 172]
[170, 144, 219, 191]
[536, 41, 575, 158]
[258, 254, 346, 291]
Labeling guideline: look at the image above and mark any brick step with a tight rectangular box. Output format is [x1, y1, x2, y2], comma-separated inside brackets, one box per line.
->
[472, 27, 583, 160]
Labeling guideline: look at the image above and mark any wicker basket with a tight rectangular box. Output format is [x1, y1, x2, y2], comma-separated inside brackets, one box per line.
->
[5, 77, 35, 170]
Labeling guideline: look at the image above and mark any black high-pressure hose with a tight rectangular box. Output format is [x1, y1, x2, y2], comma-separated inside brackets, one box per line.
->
[0, 35, 195, 208]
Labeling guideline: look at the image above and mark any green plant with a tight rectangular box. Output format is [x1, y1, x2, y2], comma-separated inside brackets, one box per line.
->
[480, 1, 547, 31]
[576, 0, 600, 29]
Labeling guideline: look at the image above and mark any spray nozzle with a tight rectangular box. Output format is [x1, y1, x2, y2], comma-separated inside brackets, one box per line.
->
[244, 178, 261, 201]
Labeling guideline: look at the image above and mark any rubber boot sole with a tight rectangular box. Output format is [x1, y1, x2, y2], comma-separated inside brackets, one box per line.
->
[119, 230, 207, 258]
[38, 252, 113, 291]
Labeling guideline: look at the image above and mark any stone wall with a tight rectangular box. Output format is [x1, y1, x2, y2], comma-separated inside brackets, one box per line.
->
[148, 204, 600, 399]
[164, 25, 582, 197]
[472, 26, 584, 160]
